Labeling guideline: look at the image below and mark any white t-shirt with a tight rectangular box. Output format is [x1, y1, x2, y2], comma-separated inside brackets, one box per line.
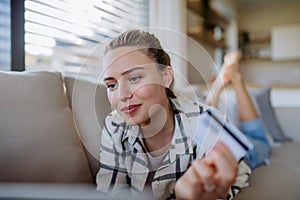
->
[146, 149, 168, 171]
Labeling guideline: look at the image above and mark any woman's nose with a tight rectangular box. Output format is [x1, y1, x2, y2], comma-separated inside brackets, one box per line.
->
[118, 83, 133, 101]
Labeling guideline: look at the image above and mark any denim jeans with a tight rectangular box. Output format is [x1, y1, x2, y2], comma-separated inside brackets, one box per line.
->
[240, 117, 271, 169]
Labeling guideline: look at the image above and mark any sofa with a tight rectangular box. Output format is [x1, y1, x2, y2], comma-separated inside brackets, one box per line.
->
[0, 71, 299, 199]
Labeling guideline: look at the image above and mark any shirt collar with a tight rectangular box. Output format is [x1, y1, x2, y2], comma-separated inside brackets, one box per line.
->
[121, 96, 200, 162]
[168, 97, 195, 162]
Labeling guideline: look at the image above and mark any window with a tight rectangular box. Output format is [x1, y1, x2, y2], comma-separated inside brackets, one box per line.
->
[0, 0, 11, 71]
[24, 0, 149, 79]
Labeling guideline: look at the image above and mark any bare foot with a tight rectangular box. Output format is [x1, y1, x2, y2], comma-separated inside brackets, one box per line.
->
[221, 52, 240, 83]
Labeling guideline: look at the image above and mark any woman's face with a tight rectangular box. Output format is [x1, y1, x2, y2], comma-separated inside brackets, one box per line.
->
[102, 46, 173, 126]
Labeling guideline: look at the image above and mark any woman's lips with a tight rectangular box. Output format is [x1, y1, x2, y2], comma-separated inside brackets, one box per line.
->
[121, 104, 141, 115]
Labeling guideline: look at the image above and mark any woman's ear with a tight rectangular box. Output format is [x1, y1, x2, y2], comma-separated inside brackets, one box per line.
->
[162, 66, 173, 88]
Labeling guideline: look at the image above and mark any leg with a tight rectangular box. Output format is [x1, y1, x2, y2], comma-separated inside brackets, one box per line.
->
[224, 52, 271, 169]
[207, 52, 270, 169]
[205, 73, 225, 108]
[222, 52, 258, 122]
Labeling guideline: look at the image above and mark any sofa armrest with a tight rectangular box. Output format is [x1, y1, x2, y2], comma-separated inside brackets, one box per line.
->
[0, 183, 106, 200]
[0, 183, 152, 200]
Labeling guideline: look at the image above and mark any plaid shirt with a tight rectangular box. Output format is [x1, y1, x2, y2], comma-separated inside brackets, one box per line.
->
[96, 96, 251, 200]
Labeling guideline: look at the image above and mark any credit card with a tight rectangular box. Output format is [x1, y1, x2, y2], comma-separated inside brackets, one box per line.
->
[194, 108, 254, 161]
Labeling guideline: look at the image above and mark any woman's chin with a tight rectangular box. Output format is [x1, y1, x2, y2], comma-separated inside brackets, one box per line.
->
[123, 116, 141, 126]
[123, 116, 149, 127]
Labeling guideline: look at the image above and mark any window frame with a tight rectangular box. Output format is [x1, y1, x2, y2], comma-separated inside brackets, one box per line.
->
[11, 0, 25, 71]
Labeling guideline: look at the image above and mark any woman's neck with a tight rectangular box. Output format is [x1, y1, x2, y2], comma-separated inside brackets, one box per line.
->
[142, 102, 174, 156]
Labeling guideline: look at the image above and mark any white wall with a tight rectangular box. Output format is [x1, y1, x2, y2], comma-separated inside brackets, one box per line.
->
[240, 60, 300, 85]
[148, 0, 189, 91]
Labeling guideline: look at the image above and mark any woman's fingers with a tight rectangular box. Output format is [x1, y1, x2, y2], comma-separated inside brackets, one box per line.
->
[203, 141, 238, 197]
[192, 159, 216, 187]
[175, 159, 221, 200]
[175, 164, 204, 200]
[175, 141, 238, 199]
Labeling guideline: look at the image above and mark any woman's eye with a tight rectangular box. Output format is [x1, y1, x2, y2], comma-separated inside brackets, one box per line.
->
[129, 75, 142, 83]
[106, 82, 117, 90]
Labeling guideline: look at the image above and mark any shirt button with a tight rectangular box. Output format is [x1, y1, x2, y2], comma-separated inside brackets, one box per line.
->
[155, 180, 160, 185]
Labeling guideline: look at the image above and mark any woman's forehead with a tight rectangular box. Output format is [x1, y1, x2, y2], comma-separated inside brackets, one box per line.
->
[103, 47, 154, 72]
[103, 47, 151, 63]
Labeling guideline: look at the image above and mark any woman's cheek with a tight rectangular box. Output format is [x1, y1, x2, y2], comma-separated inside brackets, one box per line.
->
[134, 84, 158, 99]
[107, 92, 117, 108]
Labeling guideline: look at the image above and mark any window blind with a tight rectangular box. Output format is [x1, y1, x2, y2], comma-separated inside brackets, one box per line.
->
[0, 0, 11, 71]
[24, 0, 149, 79]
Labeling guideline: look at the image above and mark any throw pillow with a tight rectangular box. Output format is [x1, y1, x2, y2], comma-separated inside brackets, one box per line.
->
[254, 87, 292, 142]
[64, 77, 111, 179]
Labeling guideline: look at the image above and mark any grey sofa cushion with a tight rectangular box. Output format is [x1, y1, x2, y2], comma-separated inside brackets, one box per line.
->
[0, 71, 92, 182]
[235, 142, 300, 200]
[64, 77, 111, 180]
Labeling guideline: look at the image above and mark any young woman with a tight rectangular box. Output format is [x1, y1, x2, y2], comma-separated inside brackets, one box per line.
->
[205, 52, 271, 169]
[96, 30, 251, 200]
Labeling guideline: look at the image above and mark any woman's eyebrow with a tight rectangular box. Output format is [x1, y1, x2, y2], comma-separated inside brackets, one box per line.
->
[103, 67, 145, 82]
[103, 77, 114, 82]
[121, 66, 145, 76]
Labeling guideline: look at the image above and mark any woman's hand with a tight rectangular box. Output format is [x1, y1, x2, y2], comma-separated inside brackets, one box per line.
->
[175, 141, 238, 200]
